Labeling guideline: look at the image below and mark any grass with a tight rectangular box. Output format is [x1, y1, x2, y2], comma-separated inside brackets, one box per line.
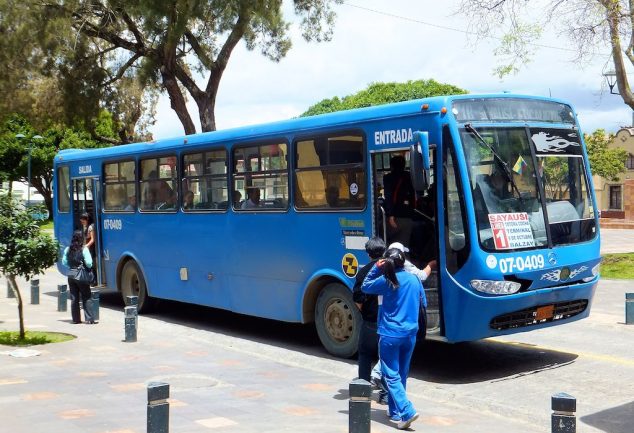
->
[601, 253, 634, 279]
[0, 330, 75, 346]
[37, 219, 54, 230]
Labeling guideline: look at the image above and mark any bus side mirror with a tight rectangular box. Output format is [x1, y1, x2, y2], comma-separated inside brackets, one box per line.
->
[410, 131, 431, 191]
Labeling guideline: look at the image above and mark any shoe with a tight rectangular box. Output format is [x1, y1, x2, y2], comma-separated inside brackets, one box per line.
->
[85, 320, 96, 324]
[386, 410, 401, 423]
[378, 394, 388, 405]
[397, 413, 419, 430]
[72, 321, 82, 324]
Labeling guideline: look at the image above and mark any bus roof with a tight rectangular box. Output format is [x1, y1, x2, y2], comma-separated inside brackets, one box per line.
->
[55, 93, 572, 162]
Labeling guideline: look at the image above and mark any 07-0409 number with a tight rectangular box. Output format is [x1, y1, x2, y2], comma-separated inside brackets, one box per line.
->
[499, 255, 545, 273]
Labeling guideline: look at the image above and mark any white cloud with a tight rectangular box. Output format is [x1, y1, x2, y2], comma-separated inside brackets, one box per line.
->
[150, 0, 633, 139]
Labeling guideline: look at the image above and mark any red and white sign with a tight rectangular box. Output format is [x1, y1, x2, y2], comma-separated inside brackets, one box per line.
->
[488, 212, 535, 250]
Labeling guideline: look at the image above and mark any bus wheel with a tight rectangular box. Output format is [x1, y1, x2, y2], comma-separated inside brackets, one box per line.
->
[120, 260, 154, 313]
[315, 283, 361, 358]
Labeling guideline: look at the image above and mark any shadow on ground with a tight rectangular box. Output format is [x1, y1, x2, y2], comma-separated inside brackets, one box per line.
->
[581, 401, 634, 433]
[46, 289, 579, 385]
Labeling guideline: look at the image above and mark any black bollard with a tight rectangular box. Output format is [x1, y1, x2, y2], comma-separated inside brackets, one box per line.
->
[7, 280, 15, 298]
[30, 279, 40, 305]
[552, 392, 576, 433]
[626, 293, 634, 325]
[57, 284, 68, 312]
[349, 379, 372, 433]
[91, 289, 100, 322]
[124, 305, 137, 342]
[147, 382, 170, 433]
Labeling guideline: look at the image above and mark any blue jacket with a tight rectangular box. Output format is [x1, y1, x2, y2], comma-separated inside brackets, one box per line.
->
[361, 264, 426, 338]
[62, 247, 93, 269]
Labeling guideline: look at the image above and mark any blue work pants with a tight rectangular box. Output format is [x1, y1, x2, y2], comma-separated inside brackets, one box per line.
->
[379, 334, 417, 420]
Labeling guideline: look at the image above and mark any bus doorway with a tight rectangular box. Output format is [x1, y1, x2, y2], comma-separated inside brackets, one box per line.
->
[71, 178, 104, 286]
[371, 150, 441, 337]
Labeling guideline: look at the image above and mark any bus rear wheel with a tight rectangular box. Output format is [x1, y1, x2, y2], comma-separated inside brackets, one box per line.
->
[120, 260, 154, 313]
[315, 283, 361, 358]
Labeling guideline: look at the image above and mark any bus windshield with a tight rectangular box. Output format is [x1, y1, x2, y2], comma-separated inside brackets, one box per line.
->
[461, 126, 596, 251]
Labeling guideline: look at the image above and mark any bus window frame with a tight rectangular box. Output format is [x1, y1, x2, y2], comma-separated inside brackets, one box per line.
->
[102, 157, 137, 214]
[181, 146, 229, 213]
[443, 125, 471, 274]
[56, 165, 71, 214]
[292, 129, 367, 213]
[231, 138, 290, 213]
[138, 153, 180, 214]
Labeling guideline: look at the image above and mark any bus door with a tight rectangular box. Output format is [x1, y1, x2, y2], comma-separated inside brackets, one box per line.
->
[370, 149, 441, 337]
[71, 177, 104, 286]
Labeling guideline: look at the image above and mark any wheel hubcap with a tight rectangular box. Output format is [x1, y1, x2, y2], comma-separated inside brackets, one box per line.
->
[324, 298, 353, 343]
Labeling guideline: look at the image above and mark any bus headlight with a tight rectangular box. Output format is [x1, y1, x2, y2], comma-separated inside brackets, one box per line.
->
[470, 280, 521, 295]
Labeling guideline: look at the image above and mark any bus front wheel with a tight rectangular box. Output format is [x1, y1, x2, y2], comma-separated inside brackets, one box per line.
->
[120, 260, 154, 313]
[315, 283, 361, 358]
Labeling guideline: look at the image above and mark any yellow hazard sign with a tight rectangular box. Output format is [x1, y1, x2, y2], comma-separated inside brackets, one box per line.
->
[342, 253, 359, 278]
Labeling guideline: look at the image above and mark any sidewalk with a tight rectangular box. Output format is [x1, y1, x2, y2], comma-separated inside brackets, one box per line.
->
[0, 270, 545, 433]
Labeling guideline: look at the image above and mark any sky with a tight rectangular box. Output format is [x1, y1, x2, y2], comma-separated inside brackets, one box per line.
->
[149, 0, 633, 140]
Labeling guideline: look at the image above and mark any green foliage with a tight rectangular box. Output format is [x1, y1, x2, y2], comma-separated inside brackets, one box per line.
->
[0, 195, 59, 279]
[584, 129, 627, 181]
[1, 115, 112, 215]
[0, 331, 75, 346]
[600, 253, 634, 279]
[300, 79, 468, 116]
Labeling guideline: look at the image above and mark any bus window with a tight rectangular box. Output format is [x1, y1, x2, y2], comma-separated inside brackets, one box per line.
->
[104, 160, 135, 212]
[57, 166, 70, 213]
[294, 133, 365, 210]
[443, 127, 469, 274]
[183, 149, 227, 211]
[139, 156, 177, 211]
[232, 142, 288, 210]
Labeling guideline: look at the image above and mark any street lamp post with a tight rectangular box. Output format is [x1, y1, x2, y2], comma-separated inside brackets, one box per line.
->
[15, 133, 42, 207]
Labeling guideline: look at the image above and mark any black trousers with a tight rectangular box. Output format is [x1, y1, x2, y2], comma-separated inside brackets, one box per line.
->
[358, 320, 379, 382]
[68, 277, 95, 323]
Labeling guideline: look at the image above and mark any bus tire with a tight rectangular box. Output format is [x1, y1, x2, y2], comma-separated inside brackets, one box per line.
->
[315, 283, 361, 358]
[120, 260, 154, 313]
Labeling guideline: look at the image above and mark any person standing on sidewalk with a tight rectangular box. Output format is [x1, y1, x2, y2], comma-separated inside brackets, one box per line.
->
[362, 247, 426, 430]
[79, 213, 97, 285]
[353, 237, 388, 403]
[62, 230, 96, 324]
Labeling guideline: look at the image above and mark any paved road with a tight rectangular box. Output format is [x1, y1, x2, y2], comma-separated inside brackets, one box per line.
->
[600, 228, 634, 254]
[2, 269, 633, 433]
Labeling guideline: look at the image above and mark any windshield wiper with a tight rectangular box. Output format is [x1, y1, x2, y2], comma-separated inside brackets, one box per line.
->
[464, 123, 524, 203]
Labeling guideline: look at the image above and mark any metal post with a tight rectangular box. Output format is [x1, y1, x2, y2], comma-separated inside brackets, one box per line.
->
[7, 280, 15, 298]
[91, 289, 100, 322]
[27, 141, 31, 207]
[626, 293, 634, 325]
[124, 305, 137, 342]
[552, 393, 576, 433]
[30, 279, 39, 304]
[57, 284, 67, 312]
[147, 382, 169, 433]
[349, 379, 371, 433]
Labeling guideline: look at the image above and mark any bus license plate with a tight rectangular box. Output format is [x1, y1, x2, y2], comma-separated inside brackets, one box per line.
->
[536, 305, 555, 321]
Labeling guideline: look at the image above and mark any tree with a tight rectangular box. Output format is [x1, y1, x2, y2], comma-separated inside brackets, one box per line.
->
[0, 194, 59, 340]
[0, 1, 155, 143]
[300, 79, 468, 116]
[584, 128, 627, 180]
[458, 1, 634, 110]
[1, 114, 113, 216]
[36, 0, 341, 135]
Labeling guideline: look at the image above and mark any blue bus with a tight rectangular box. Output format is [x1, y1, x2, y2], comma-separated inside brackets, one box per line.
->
[53, 94, 601, 357]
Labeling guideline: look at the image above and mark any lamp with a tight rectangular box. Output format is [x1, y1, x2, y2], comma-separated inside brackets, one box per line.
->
[15, 133, 42, 207]
[604, 70, 619, 95]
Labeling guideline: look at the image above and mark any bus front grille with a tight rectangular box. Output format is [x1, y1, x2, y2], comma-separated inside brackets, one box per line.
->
[490, 299, 588, 331]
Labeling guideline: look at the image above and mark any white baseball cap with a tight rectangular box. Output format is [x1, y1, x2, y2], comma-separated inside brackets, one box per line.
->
[388, 242, 409, 253]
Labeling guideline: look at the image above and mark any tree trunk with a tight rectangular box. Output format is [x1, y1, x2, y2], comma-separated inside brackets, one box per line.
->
[160, 68, 197, 135]
[198, 96, 217, 132]
[7, 275, 25, 340]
